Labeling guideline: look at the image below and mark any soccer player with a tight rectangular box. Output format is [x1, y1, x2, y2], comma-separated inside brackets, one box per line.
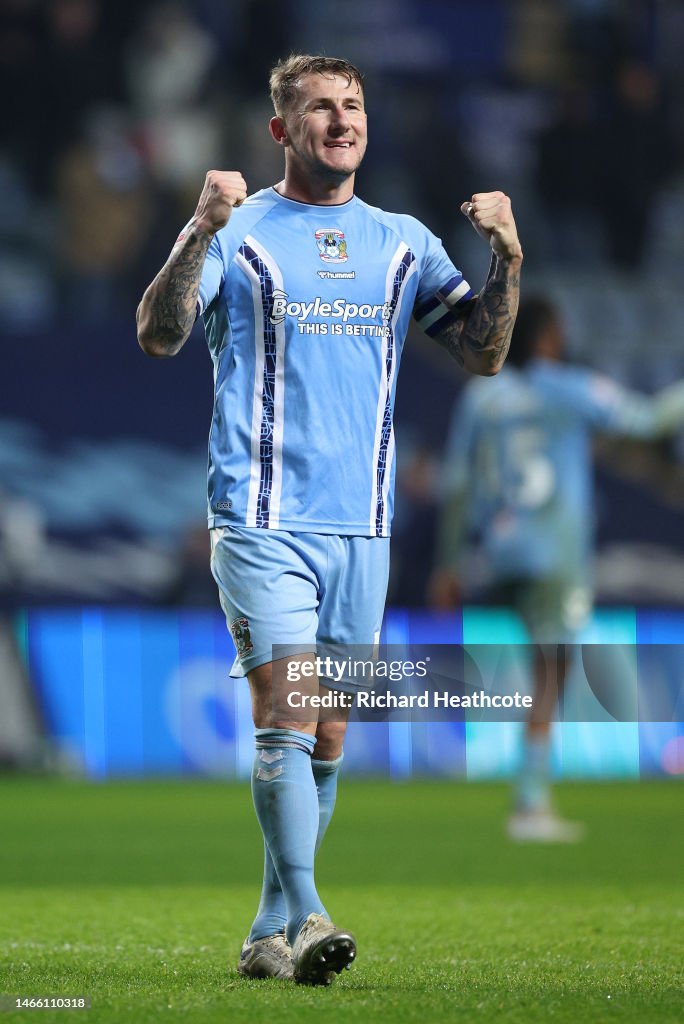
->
[136, 54, 522, 984]
[430, 296, 684, 841]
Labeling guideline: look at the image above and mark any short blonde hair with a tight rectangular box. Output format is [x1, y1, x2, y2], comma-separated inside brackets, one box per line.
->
[269, 54, 365, 116]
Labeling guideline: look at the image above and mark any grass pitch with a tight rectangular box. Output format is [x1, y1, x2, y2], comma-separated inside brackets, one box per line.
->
[0, 777, 682, 1023]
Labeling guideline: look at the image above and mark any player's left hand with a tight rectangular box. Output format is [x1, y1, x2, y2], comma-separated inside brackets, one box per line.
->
[461, 192, 523, 261]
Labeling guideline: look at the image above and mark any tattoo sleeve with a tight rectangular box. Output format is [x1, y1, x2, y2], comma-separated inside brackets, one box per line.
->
[136, 223, 213, 357]
[433, 253, 521, 375]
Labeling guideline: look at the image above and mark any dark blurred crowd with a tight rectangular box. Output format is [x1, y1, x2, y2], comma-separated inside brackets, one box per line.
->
[1, 0, 683, 331]
[2, 0, 684, 611]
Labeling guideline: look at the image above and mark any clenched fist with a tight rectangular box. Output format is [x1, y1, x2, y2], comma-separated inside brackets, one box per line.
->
[461, 191, 523, 262]
[193, 170, 248, 235]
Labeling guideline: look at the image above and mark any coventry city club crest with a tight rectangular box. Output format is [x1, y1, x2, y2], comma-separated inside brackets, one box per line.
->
[230, 616, 253, 659]
[315, 228, 348, 263]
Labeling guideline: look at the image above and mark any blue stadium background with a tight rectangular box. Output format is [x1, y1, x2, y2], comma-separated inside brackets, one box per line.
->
[17, 606, 684, 779]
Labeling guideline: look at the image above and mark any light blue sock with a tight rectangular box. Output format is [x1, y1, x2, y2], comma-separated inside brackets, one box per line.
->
[249, 728, 326, 945]
[515, 733, 552, 812]
[249, 844, 287, 941]
[312, 752, 343, 854]
[249, 751, 343, 941]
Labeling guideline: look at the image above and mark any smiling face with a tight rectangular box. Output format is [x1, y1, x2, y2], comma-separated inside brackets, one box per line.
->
[271, 72, 368, 188]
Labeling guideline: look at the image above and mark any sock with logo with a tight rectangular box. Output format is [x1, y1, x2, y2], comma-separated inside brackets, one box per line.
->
[249, 748, 344, 941]
[249, 728, 326, 945]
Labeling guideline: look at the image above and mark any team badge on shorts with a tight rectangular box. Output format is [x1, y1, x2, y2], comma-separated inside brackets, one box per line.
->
[315, 228, 348, 263]
[230, 616, 254, 659]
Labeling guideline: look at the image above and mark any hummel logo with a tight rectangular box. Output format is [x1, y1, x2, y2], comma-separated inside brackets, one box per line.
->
[259, 749, 284, 764]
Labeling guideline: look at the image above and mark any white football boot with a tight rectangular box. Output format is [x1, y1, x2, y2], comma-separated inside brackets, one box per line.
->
[291, 913, 356, 986]
[507, 808, 585, 843]
[237, 932, 294, 980]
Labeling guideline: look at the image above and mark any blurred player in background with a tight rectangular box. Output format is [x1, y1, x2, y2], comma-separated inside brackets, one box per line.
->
[137, 54, 522, 984]
[430, 296, 684, 841]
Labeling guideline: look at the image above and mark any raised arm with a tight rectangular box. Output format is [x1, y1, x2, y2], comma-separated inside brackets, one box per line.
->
[434, 191, 522, 376]
[590, 377, 684, 440]
[136, 171, 247, 358]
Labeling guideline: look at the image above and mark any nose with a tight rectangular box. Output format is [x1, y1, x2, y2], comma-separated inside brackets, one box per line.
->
[330, 104, 351, 131]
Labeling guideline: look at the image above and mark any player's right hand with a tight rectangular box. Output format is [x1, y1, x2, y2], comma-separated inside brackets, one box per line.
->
[193, 170, 248, 234]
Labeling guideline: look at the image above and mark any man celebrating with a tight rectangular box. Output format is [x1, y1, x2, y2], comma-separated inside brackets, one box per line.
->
[430, 296, 684, 841]
[137, 54, 522, 986]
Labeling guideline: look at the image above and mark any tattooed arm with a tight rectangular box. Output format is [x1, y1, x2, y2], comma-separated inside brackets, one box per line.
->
[136, 226, 213, 357]
[434, 191, 522, 376]
[435, 251, 521, 376]
[136, 170, 247, 358]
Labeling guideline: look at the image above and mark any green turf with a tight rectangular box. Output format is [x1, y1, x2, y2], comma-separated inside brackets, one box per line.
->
[1, 778, 682, 1023]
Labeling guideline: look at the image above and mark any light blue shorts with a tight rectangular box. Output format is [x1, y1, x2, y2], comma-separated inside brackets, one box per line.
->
[210, 525, 390, 690]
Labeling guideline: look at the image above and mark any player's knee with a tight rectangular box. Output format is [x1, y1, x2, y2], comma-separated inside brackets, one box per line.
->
[313, 719, 347, 760]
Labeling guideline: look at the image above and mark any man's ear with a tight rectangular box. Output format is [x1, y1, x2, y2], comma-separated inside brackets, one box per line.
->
[269, 116, 288, 146]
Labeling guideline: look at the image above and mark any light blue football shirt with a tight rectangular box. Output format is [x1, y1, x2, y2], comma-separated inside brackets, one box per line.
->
[443, 358, 670, 580]
[198, 187, 472, 537]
